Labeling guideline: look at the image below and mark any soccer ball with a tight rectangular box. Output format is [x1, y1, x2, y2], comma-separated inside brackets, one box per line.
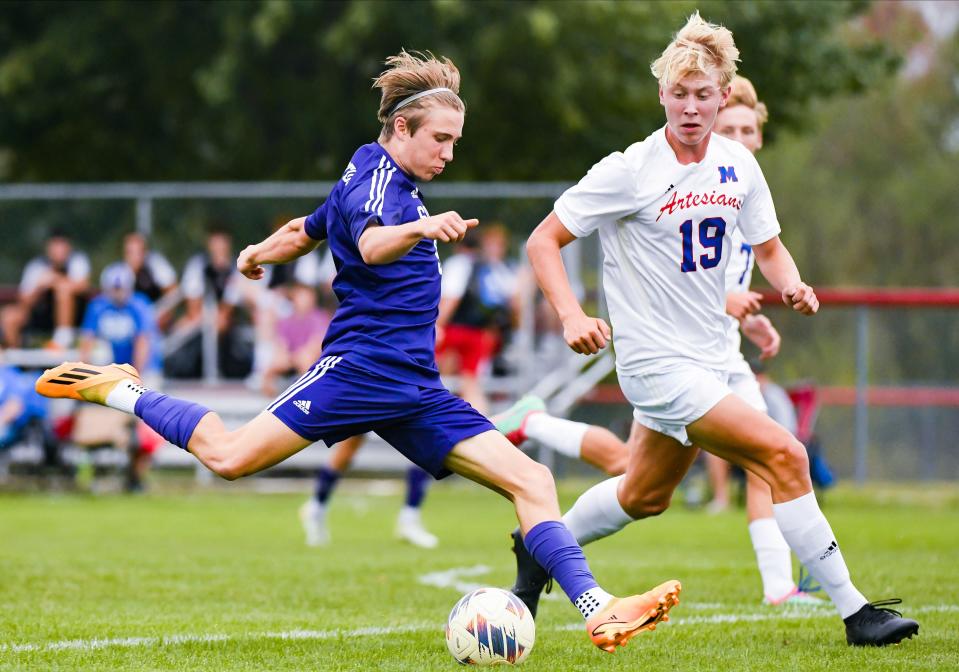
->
[445, 587, 535, 666]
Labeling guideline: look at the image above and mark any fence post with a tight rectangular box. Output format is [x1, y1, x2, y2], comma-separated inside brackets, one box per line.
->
[135, 197, 153, 236]
[919, 406, 937, 481]
[202, 293, 219, 385]
[854, 305, 869, 484]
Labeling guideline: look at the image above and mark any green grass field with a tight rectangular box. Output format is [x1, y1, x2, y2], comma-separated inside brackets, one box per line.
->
[1, 479, 957, 671]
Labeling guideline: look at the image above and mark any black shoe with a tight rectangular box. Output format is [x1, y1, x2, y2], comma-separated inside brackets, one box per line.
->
[508, 527, 551, 618]
[844, 599, 919, 646]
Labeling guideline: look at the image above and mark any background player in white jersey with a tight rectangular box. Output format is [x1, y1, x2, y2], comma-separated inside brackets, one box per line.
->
[499, 76, 817, 607]
[703, 74, 773, 516]
[514, 13, 918, 647]
[36, 50, 681, 654]
[705, 75, 820, 605]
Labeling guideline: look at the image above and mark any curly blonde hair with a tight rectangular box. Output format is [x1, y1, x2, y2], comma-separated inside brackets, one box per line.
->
[373, 50, 465, 140]
[651, 12, 739, 89]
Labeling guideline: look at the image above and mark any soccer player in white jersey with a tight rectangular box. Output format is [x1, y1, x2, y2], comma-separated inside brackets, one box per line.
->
[35, 50, 681, 654]
[512, 13, 918, 647]
[500, 75, 819, 608]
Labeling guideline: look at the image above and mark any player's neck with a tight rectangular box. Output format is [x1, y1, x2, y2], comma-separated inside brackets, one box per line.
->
[378, 139, 415, 179]
[665, 126, 712, 165]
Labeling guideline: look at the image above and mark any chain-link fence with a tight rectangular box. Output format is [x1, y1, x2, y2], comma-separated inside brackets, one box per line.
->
[2, 183, 957, 483]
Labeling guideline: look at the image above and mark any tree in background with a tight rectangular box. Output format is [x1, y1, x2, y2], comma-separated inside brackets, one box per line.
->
[0, 0, 894, 181]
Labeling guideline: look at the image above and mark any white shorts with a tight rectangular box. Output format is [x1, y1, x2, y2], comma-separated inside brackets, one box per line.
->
[620, 360, 731, 446]
[726, 356, 768, 413]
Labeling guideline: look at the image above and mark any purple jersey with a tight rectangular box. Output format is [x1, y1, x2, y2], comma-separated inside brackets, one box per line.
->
[304, 143, 443, 389]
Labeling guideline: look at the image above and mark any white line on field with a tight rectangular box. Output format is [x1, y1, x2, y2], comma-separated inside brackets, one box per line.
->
[0, 624, 432, 654]
[3, 604, 954, 655]
[417, 564, 561, 602]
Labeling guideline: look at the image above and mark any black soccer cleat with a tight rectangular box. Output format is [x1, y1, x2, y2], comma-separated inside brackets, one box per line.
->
[509, 527, 551, 618]
[844, 599, 919, 646]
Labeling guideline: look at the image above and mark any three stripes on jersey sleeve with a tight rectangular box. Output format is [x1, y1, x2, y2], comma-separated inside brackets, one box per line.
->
[364, 156, 396, 217]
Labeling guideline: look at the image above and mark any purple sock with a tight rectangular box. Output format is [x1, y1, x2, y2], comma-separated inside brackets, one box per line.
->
[134, 391, 210, 450]
[314, 466, 341, 504]
[524, 521, 599, 603]
[404, 466, 430, 508]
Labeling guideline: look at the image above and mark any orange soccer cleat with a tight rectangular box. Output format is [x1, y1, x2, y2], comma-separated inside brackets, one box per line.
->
[586, 580, 681, 653]
[35, 362, 142, 405]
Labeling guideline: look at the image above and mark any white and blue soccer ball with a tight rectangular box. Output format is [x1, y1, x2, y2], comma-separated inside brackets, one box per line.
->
[445, 587, 535, 666]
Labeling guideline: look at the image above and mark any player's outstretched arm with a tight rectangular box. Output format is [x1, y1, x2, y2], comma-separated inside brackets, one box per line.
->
[358, 211, 478, 265]
[752, 236, 819, 315]
[527, 211, 610, 355]
[237, 216, 320, 280]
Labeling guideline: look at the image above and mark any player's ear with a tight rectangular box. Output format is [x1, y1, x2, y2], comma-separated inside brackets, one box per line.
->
[658, 85, 666, 107]
[719, 86, 731, 108]
[394, 115, 410, 140]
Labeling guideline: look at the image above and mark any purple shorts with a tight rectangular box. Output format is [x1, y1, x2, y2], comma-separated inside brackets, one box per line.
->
[268, 355, 494, 478]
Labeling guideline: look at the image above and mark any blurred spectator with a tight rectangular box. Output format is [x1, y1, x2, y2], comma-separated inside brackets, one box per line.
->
[260, 283, 331, 397]
[168, 227, 250, 379]
[436, 223, 519, 413]
[76, 263, 162, 491]
[2, 230, 91, 348]
[122, 231, 178, 329]
[79, 263, 160, 375]
[0, 353, 50, 460]
[241, 216, 333, 390]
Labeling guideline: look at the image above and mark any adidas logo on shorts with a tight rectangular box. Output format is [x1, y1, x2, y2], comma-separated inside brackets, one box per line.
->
[293, 399, 312, 415]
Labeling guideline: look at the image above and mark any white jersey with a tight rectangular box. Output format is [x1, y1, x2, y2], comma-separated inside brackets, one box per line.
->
[554, 127, 780, 374]
[723, 225, 756, 366]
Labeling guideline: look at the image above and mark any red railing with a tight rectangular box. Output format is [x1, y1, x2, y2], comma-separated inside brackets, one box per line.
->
[756, 287, 959, 308]
[583, 384, 959, 407]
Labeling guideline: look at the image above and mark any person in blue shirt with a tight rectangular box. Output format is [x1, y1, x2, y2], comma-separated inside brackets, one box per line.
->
[77, 263, 162, 491]
[79, 263, 160, 375]
[36, 50, 679, 652]
[0, 359, 47, 453]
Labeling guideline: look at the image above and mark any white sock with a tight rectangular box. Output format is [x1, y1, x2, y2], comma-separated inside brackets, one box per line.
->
[104, 379, 149, 414]
[397, 506, 420, 526]
[305, 499, 327, 516]
[773, 491, 867, 618]
[574, 587, 614, 619]
[748, 517, 795, 601]
[52, 326, 75, 348]
[524, 413, 590, 459]
[562, 476, 635, 546]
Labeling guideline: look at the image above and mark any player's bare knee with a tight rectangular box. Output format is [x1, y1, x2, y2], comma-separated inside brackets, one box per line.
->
[512, 461, 555, 503]
[202, 441, 249, 481]
[767, 437, 809, 485]
[619, 488, 671, 519]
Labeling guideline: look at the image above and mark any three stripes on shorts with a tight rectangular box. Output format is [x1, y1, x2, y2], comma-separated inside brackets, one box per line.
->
[267, 356, 342, 414]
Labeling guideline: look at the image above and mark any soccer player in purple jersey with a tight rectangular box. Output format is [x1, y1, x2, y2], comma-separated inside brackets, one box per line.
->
[36, 50, 679, 653]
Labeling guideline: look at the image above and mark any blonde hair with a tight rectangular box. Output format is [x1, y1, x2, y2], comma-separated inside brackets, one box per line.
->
[651, 12, 739, 89]
[373, 50, 465, 140]
[726, 75, 769, 128]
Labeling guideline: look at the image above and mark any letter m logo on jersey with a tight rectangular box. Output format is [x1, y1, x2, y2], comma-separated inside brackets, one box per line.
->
[718, 166, 738, 183]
